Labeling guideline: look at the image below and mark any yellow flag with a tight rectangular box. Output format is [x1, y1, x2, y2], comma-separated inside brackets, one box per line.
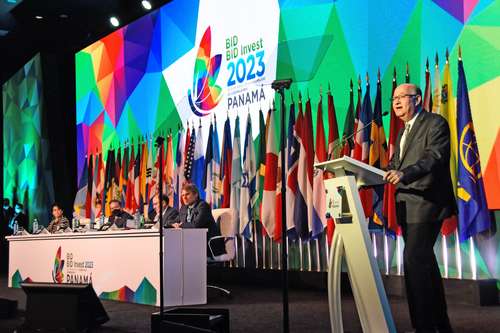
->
[440, 60, 458, 197]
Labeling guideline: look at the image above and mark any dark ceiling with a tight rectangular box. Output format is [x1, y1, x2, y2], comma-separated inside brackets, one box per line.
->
[0, 0, 171, 84]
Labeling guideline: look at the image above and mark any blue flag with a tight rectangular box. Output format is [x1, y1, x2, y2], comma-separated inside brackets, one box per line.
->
[457, 59, 491, 242]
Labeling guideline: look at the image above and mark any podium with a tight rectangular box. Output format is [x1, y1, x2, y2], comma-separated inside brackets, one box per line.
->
[315, 156, 396, 333]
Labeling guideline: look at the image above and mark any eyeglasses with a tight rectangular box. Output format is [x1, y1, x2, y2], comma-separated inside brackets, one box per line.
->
[390, 94, 417, 102]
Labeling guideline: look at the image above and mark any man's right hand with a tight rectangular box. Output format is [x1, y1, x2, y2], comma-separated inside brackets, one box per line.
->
[384, 170, 404, 185]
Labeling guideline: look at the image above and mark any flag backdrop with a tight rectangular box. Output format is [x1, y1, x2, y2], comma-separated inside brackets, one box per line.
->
[67, 0, 500, 278]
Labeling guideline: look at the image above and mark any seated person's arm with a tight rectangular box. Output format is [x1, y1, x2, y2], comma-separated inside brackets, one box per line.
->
[164, 208, 180, 226]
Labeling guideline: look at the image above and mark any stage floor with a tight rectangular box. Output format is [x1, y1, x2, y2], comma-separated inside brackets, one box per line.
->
[1, 272, 499, 332]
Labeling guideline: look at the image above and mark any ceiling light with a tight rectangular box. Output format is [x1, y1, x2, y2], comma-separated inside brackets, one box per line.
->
[141, 1, 152, 10]
[35, 15, 43, 20]
[109, 16, 120, 27]
[59, 14, 69, 19]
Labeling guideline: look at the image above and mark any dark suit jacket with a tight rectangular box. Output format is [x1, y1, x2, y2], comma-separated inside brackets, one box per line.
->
[388, 111, 456, 224]
[179, 200, 225, 257]
[9, 212, 28, 233]
[159, 206, 180, 227]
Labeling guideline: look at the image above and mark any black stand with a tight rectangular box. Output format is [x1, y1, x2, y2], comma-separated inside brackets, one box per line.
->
[155, 136, 165, 323]
[271, 78, 292, 333]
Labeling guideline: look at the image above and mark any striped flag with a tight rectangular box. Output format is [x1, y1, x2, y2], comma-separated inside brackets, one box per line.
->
[383, 68, 403, 236]
[165, 135, 174, 205]
[327, 88, 340, 160]
[221, 117, 232, 208]
[85, 154, 93, 218]
[286, 102, 299, 239]
[304, 99, 319, 238]
[203, 122, 214, 206]
[240, 115, 256, 240]
[193, 123, 206, 199]
[440, 54, 459, 236]
[423, 58, 433, 112]
[231, 116, 242, 235]
[174, 128, 186, 208]
[432, 54, 441, 114]
[261, 108, 278, 239]
[312, 96, 327, 239]
[369, 78, 388, 227]
[212, 119, 222, 208]
[185, 126, 196, 181]
[294, 101, 309, 239]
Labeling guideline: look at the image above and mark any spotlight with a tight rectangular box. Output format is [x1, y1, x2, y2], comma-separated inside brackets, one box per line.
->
[141, 1, 152, 10]
[35, 15, 43, 20]
[109, 16, 120, 27]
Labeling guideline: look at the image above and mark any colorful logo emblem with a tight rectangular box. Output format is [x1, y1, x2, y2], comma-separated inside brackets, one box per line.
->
[52, 246, 65, 283]
[188, 27, 223, 117]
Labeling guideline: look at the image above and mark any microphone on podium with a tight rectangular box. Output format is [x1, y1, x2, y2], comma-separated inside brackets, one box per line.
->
[328, 111, 389, 160]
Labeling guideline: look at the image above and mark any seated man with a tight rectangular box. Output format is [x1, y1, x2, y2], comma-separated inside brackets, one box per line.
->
[47, 202, 70, 233]
[152, 194, 179, 227]
[8, 203, 28, 234]
[108, 199, 133, 228]
[173, 183, 225, 258]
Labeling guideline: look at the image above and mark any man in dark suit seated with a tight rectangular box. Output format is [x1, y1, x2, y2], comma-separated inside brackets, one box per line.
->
[384, 83, 455, 333]
[108, 199, 133, 229]
[8, 203, 28, 234]
[152, 194, 179, 227]
[171, 183, 225, 258]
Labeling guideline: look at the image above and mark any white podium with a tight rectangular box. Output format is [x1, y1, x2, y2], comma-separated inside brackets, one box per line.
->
[315, 156, 396, 333]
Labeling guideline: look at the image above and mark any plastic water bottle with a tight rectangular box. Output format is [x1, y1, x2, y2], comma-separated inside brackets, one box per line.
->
[32, 218, 39, 234]
[13, 221, 19, 235]
[139, 214, 145, 229]
[134, 210, 140, 229]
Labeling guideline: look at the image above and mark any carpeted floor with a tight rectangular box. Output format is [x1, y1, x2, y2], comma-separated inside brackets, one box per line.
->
[1, 274, 499, 333]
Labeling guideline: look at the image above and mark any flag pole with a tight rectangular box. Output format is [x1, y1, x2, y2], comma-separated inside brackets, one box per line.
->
[272, 78, 292, 333]
[154, 135, 165, 324]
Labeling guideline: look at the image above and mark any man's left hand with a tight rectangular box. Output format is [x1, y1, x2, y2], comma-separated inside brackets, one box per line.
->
[384, 170, 403, 185]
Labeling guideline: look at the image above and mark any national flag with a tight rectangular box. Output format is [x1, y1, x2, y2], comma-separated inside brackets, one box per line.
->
[261, 108, 278, 239]
[383, 68, 402, 236]
[440, 53, 459, 236]
[212, 119, 222, 208]
[146, 142, 153, 203]
[165, 135, 174, 205]
[203, 122, 214, 206]
[174, 128, 186, 208]
[134, 144, 142, 209]
[456, 58, 491, 242]
[294, 101, 308, 239]
[256, 108, 267, 218]
[356, 81, 373, 219]
[432, 54, 441, 114]
[352, 81, 363, 160]
[312, 95, 327, 239]
[240, 115, 256, 240]
[96, 152, 105, 214]
[104, 149, 116, 216]
[286, 102, 299, 240]
[275, 109, 284, 242]
[230, 116, 242, 235]
[85, 154, 93, 218]
[369, 78, 388, 227]
[125, 145, 136, 211]
[185, 126, 196, 181]
[139, 142, 148, 206]
[327, 87, 340, 161]
[193, 123, 206, 199]
[91, 152, 100, 219]
[221, 117, 233, 208]
[341, 82, 355, 157]
[423, 58, 433, 112]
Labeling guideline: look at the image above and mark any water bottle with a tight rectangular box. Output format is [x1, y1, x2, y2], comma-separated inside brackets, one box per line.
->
[32, 218, 39, 234]
[134, 210, 140, 229]
[139, 214, 145, 229]
[13, 221, 19, 235]
[72, 213, 77, 229]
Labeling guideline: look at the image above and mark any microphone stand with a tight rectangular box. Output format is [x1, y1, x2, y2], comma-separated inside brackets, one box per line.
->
[271, 78, 292, 333]
[155, 135, 165, 324]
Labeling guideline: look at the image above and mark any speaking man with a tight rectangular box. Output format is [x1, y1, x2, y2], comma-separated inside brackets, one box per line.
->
[384, 83, 455, 333]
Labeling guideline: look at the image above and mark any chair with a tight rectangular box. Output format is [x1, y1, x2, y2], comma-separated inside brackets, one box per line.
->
[207, 208, 235, 297]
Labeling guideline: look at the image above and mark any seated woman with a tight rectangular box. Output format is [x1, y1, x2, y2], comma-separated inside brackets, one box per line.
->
[173, 183, 225, 257]
[47, 203, 70, 233]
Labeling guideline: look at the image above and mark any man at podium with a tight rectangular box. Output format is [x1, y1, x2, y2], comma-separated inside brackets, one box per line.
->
[384, 83, 455, 333]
